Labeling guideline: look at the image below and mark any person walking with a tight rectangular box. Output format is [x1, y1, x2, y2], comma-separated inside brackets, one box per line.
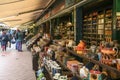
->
[15, 29, 23, 52]
[6, 30, 12, 48]
[0, 30, 9, 54]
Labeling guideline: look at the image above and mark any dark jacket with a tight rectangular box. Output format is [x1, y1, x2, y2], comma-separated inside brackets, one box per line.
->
[0, 33, 8, 46]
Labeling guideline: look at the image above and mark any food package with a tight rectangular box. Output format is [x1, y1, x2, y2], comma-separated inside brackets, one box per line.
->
[67, 60, 80, 73]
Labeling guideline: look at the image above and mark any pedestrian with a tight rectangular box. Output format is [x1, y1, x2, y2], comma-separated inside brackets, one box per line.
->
[0, 30, 8, 53]
[6, 30, 12, 48]
[15, 29, 23, 52]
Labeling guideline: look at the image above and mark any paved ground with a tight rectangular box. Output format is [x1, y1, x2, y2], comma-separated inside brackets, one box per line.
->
[0, 43, 36, 80]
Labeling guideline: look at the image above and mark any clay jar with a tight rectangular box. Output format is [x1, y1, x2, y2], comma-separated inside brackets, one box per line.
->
[76, 40, 85, 50]
[76, 40, 86, 54]
[76, 40, 85, 54]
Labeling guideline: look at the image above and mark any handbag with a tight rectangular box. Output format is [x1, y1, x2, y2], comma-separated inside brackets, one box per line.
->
[11, 38, 16, 44]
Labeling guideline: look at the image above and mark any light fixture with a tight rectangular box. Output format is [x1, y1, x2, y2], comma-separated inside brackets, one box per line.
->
[67, 15, 72, 27]
[67, 21, 72, 27]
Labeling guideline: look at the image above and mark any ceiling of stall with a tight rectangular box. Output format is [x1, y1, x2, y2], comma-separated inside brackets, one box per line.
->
[0, 0, 55, 28]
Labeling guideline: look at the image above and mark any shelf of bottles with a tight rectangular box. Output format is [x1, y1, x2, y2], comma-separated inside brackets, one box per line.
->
[83, 8, 112, 46]
[117, 16, 120, 30]
[104, 8, 112, 42]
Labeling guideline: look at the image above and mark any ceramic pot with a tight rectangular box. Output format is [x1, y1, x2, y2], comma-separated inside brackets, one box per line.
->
[79, 66, 89, 78]
[76, 40, 85, 51]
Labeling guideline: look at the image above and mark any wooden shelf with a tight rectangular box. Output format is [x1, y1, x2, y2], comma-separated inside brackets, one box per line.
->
[93, 23, 98, 25]
[83, 8, 112, 46]
[57, 60, 70, 71]
[54, 25, 74, 40]
[45, 65, 54, 80]
[26, 33, 42, 49]
[44, 56, 82, 80]
[53, 41, 120, 78]
[56, 53, 82, 80]
[117, 16, 120, 30]
[66, 48, 120, 77]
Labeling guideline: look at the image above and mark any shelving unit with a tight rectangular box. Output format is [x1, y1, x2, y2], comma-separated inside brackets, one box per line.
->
[54, 23, 74, 40]
[117, 16, 120, 30]
[66, 48, 120, 75]
[53, 41, 120, 79]
[104, 8, 112, 42]
[116, 16, 120, 44]
[83, 8, 113, 46]
[83, 13, 92, 45]
[56, 60, 82, 80]
[26, 33, 41, 49]
[97, 10, 104, 42]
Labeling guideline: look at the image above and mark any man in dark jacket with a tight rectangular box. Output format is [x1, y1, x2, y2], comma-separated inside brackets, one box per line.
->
[15, 29, 23, 52]
[0, 30, 8, 52]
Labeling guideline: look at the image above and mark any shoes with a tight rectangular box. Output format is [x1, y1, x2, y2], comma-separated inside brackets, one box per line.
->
[18, 50, 23, 52]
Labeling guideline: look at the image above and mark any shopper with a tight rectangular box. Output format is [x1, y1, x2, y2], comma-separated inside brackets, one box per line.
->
[6, 30, 12, 48]
[15, 29, 23, 52]
[0, 30, 8, 52]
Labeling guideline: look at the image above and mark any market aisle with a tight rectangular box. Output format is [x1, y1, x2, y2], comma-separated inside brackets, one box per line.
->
[0, 44, 36, 80]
